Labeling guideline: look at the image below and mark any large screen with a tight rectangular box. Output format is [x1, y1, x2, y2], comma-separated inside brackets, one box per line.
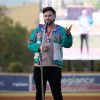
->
[40, 0, 100, 60]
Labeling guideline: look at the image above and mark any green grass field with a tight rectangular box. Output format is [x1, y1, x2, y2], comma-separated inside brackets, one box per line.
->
[0, 92, 100, 96]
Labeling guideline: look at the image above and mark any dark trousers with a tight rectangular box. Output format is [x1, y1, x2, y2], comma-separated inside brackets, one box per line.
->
[80, 34, 89, 53]
[33, 67, 63, 100]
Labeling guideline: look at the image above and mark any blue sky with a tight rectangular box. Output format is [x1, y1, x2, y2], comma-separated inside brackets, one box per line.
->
[0, 0, 39, 6]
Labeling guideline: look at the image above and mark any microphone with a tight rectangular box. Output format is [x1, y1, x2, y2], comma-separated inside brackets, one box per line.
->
[45, 21, 50, 33]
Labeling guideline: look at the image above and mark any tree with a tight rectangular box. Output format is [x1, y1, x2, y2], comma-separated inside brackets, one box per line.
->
[0, 6, 33, 72]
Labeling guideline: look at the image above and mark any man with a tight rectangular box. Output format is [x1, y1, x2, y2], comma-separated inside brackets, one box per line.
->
[28, 7, 73, 100]
[78, 9, 93, 54]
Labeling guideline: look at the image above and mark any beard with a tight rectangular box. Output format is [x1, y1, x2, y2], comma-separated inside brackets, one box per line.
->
[45, 19, 55, 26]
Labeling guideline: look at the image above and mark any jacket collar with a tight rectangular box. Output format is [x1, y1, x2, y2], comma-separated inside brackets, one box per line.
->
[38, 23, 61, 32]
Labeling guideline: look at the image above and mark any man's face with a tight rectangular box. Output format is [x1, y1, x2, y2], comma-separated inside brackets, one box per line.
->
[43, 11, 56, 25]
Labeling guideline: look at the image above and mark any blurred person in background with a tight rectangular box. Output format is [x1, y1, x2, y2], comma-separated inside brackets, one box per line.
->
[78, 9, 93, 54]
[28, 7, 73, 100]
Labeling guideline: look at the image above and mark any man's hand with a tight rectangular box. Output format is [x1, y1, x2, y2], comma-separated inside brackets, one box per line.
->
[40, 44, 49, 52]
[66, 24, 72, 35]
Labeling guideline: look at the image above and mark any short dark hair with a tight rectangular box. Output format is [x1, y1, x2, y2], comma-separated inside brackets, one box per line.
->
[42, 7, 56, 16]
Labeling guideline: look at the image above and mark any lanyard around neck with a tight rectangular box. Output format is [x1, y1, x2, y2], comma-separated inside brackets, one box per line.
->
[46, 26, 53, 37]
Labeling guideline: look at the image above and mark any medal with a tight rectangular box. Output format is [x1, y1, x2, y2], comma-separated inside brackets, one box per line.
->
[46, 37, 51, 45]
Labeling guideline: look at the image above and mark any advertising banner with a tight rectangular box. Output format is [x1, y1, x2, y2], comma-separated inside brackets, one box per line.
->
[0, 74, 29, 91]
[32, 73, 100, 92]
[0, 73, 100, 92]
